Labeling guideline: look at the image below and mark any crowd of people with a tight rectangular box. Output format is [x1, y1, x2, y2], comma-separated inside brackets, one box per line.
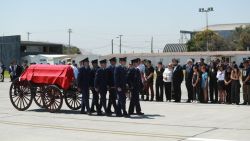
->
[2, 56, 250, 117]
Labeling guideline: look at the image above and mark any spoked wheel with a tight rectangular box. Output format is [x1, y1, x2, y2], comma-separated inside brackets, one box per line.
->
[64, 89, 82, 110]
[34, 86, 46, 108]
[42, 85, 63, 113]
[0, 74, 3, 82]
[9, 78, 33, 111]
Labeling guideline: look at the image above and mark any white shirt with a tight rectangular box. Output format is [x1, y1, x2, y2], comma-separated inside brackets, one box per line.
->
[137, 64, 145, 73]
[163, 68, 173, 82]
[216, 70, 225, 81]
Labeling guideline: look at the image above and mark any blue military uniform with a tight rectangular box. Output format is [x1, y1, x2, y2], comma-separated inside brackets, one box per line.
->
[94, 59, 108, 115]
[77, 58, 91, 114]
[106, 57, 117, 114]
[114, 57, 129, 117]
[127, 59, 144, 115]
[90, 59, 100, 113]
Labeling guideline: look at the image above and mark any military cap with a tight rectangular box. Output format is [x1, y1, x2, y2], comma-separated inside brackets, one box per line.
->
[81, 57, 89, 63]
[119, 57, 127, 62]
[91, 59, 98, 64]
[109, 57, 117, 62]
[131, 58, 139, 64]
[99, 59, 107, 64]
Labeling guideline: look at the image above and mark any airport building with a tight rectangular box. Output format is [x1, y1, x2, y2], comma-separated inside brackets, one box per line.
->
[0, 35, 63, 65]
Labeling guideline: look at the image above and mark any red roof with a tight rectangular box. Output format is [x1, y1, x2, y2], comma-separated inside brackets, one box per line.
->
[20, 64, 74, 90]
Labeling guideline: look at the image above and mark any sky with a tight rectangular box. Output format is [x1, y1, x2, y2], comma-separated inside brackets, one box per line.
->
[0, 0, 250, 55]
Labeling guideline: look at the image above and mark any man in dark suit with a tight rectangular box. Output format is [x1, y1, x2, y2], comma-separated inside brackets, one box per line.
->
[128, 58, 144, 115]
[90, 59, 100, 113]
[95, 59, 108, 116]
[209, 61, 218, 103]
[106, 57, 117, 115]
[77, 58, 91, 114]
[184, 59, 194, 103]
[114, 57, 129, 117]
[172, 58, 184, 102]
[155, 62, 164, 101]
[145, 60, 155, 101]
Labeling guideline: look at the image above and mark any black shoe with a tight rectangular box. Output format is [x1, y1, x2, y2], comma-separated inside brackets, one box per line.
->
[116, 114, 123, 117]
[186, 100, 191, 103]
[106, 112, 112, 116]
[145, 98, 149, 101]
[150, 99, 154, 101]
[123, 113, 130, 118]
[137, 112, 144, 115]
[97, 112, 103, 116]
[90, 109, 96, 113]
[80, 111, 87, 114]
[241, 102, 247, 105]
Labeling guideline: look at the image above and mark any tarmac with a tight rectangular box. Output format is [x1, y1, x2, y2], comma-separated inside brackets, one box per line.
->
[0, 78, 250, 141]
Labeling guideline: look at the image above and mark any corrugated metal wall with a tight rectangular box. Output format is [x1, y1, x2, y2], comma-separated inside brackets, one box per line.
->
[0, 35, 21, 66]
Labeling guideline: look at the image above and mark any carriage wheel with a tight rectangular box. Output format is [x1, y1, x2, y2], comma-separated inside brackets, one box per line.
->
[64, 89, 81, 110]
[42, 85, 63, 113]
[34, 86, 45, 108]
[9, 78, 33, 111]
[0, 74, 3, 82]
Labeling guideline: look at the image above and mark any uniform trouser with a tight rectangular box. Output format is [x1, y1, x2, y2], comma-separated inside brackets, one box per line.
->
[186, 80, 193, 101]
[243, 84, 248, 103]
[128, 89, 141, 114]
[173, 82, 182, 102]
[98, 91, 107, 113]
[246, 85, 250, 105]
[155, 80, 164, 101]
[225, 84, 231, 103]
[116, 90, 127, 115]
[90, 89, 99, 111]
[209, 82, 218, 102]
[140, 82, 147, 100]
[145, 82, 154, 100]
[164, 82, 172, 101]
[107, 89, 117, 113]
[246, 85, 250, 104]
[81, 88, 90, 112]
[193, 85, 200, 101]
[231, 80, 240, 104]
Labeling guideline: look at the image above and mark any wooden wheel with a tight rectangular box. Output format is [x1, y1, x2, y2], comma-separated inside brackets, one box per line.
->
[64, 89, 81, 110]
[42, 85, 63, 113]
[9, 78, 33, 111]
[34, 86, 46, 108]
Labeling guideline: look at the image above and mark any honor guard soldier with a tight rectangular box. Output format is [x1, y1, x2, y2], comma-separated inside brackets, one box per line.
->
[90, 59, 100, 113]
[106, 57, 118, 115]
[94, 59, 109, 115]
[128, 58, 144, 115]
[77, 57, 91, 114]
[114, 57, 129, 117]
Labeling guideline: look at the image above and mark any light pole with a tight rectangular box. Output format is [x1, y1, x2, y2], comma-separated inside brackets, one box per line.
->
[199, 7, 214, 51]
[27, 32, 31, 41]
[117, 35, 123, 54]
[111, 39, 114, 54]
[68, 28, 72, 54]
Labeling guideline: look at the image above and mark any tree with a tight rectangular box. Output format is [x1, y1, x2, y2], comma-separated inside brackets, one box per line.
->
[228, 25, 250, 51]
[63, 45, 82, 54]
[186, 30, 227, 51]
